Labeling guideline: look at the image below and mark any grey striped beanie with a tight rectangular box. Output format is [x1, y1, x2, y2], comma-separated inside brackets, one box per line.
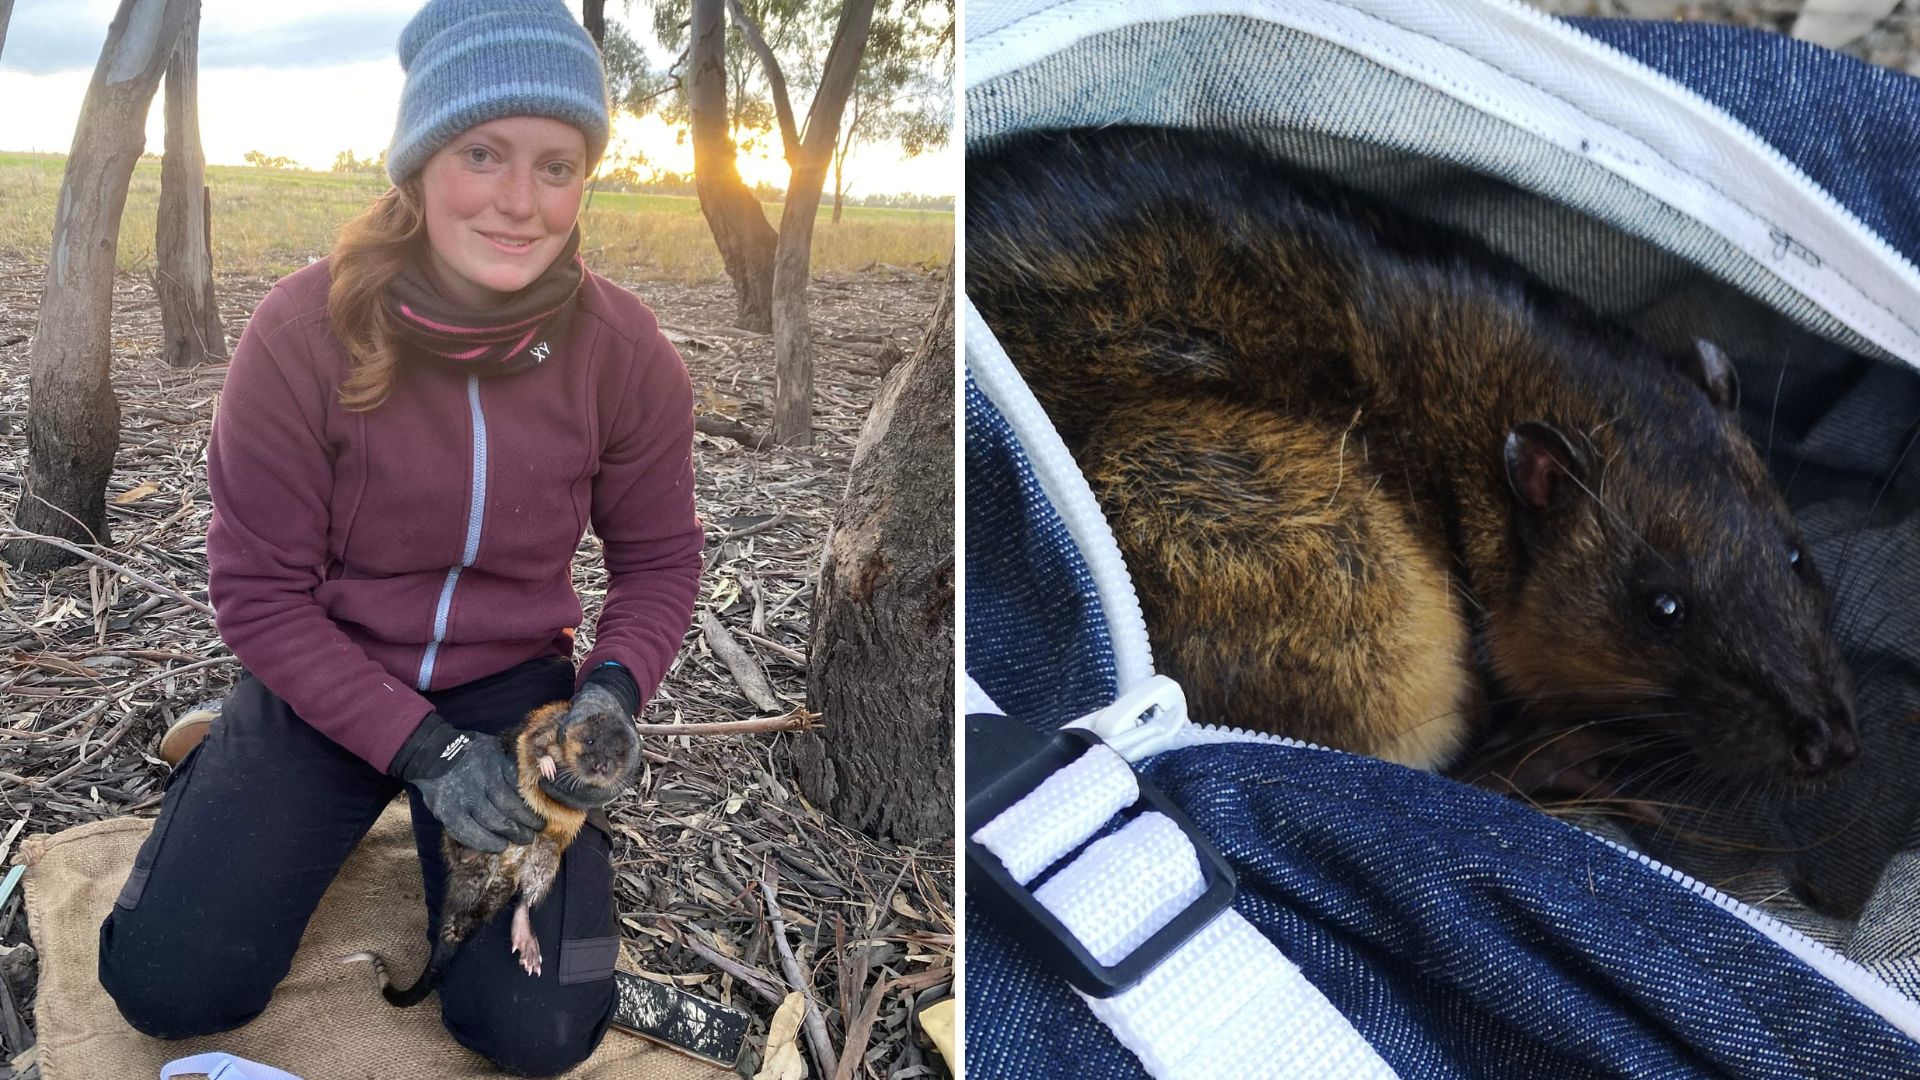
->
[386, 0, 610, 185]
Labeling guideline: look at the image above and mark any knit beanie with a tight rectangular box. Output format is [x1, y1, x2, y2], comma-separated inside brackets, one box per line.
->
[386, 0, 610, 186]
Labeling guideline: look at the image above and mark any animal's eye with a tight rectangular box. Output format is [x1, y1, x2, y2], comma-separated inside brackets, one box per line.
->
[1647, 592, 1685, 629]
[1789, 544, 1808, 576]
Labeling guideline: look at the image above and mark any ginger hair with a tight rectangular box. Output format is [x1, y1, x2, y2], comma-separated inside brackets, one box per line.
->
[327, 180, 427, 411]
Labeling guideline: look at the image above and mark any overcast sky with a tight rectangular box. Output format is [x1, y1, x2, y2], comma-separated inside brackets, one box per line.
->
[0, 0, 956, 195]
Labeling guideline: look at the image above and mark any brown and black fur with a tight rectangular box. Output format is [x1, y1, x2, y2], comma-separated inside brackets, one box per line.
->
[968, 127, 1858, 792]
[345, 701, 640, 1006]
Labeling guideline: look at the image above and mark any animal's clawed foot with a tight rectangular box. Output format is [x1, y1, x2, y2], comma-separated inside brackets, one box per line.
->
[539, 755, 557, 781]
[511, 905, 542, 976]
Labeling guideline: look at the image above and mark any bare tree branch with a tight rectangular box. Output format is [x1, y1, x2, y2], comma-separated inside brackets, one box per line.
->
[723, 0, 800, 165]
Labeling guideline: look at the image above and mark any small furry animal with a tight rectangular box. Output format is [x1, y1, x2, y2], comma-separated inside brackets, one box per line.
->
[345, 700, 640, 1005]
[969, 127, 1857, 793]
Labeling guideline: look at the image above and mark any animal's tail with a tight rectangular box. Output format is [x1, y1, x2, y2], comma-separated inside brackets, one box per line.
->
[339, 942, 455, 1008]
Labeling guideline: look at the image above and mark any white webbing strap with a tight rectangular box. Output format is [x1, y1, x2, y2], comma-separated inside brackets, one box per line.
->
[1035, 811, 1205, 965]
[973, 744, 1140, 885]
[971, 742, 1401, 1079]
[1085, 910, 1398, 1080]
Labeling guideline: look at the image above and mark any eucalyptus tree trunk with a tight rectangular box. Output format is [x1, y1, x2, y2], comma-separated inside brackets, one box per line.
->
[7, 0, 196, 572]
[767, 0, 875, 446]
[688, 0, 776, 332]
[157, 0, 224, 369]
[795, 270, 953, 842]
[582, 0, 604, 46]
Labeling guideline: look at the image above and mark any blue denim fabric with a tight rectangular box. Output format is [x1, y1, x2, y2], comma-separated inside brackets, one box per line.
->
[968, 734, 1920, 1078]
[965, 373, 1117, 731]
[1567, 19, 1920, 264]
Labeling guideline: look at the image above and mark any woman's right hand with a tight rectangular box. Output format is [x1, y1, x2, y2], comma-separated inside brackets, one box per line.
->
[389, 713, 545, 852]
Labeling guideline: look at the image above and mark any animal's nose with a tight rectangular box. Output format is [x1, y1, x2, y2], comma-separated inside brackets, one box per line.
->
[1791, 739, 1828, 775]
[1790, 705, 1859, 776]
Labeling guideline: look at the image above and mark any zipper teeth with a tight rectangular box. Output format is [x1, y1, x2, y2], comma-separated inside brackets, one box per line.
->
[416, 375, 489, 692]
[964, 302, 1156, 685]
[1468, 0, 1920, 283]
[1187, 720, 1334, 753]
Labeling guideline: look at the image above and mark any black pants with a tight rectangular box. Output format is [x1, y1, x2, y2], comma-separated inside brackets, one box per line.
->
[98, 656, 619, 1078]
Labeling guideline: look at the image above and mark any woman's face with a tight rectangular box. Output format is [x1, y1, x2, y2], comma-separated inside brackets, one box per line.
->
[418, 115, 586, 307]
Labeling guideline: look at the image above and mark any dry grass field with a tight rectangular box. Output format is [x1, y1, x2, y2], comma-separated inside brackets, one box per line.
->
[0, 152, 953, 282]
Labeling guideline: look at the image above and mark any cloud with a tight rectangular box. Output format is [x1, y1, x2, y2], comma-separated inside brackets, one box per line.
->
[3, 8, 410, 76]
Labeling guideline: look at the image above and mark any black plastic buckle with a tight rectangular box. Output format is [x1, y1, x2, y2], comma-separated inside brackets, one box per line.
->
[964, 711, 1237, 998]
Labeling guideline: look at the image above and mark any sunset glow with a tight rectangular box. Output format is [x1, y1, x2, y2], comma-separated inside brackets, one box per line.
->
[0, 0, 954, 198]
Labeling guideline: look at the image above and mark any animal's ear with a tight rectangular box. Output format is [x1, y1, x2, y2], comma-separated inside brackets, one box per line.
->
[1504, 421, 1586, 511]
[1684, 338, 1740, 411]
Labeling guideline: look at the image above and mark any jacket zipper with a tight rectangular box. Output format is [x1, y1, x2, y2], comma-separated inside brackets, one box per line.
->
[417, 374, 489, 690]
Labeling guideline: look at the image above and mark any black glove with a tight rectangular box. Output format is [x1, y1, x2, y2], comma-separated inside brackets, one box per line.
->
[390, 712, 545, 853]
[538, 663, 640, 811]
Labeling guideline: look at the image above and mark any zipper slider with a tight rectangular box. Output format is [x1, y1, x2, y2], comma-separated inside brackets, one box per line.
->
[1069, 675, 1190, 763]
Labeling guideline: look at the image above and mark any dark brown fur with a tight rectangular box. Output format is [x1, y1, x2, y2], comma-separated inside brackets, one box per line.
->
[968, 128, 1857, 791]
[345, 701, 640, 1006]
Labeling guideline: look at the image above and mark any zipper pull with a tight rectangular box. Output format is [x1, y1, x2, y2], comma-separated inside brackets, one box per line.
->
[1069, 675, 1190, 763]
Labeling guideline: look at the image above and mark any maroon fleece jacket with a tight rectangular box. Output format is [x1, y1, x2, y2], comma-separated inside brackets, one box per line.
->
[206, 259, 703, 772]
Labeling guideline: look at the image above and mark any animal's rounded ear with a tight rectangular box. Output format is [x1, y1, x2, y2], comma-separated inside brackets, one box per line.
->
[1686, 338, 1740, 411]
[1504, 421, 1586, 511]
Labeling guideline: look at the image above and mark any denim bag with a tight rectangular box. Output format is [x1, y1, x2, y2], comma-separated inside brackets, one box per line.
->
[964, 1, 1920, 1076]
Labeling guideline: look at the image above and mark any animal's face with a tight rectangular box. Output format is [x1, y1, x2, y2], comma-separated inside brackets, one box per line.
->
[561, 715, 641, 790]
[1486, 353, 1858, 790]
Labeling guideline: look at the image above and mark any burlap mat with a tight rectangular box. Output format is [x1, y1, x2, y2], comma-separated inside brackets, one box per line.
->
[17, 801, 735, 1079]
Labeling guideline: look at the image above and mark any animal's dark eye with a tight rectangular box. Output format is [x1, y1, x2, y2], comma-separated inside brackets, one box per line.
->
[1647, 592, 1685, 629]
[1789, 544, 1807, 576]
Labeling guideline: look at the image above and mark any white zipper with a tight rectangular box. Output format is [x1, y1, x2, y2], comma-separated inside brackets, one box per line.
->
[966, 299, 1157, 688]
[416, 374, 490, 691]
[1464, 0, 1920, 287]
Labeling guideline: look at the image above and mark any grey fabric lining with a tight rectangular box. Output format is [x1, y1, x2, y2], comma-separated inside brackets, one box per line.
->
[969, 14, 1920, 996]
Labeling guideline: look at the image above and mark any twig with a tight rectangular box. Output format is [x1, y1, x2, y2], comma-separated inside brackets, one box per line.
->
[697, 611, 785, 713]
[630, 711, 818, 737]
[661, 321, 763, 341]
[714, 511, 789, 543]
[736, 629, 807, 665]
[694, 413, 772, 451]
[664, 920, 786, 1006]
[760, 863, 838, 1079]
[0, 527, 214, 618]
